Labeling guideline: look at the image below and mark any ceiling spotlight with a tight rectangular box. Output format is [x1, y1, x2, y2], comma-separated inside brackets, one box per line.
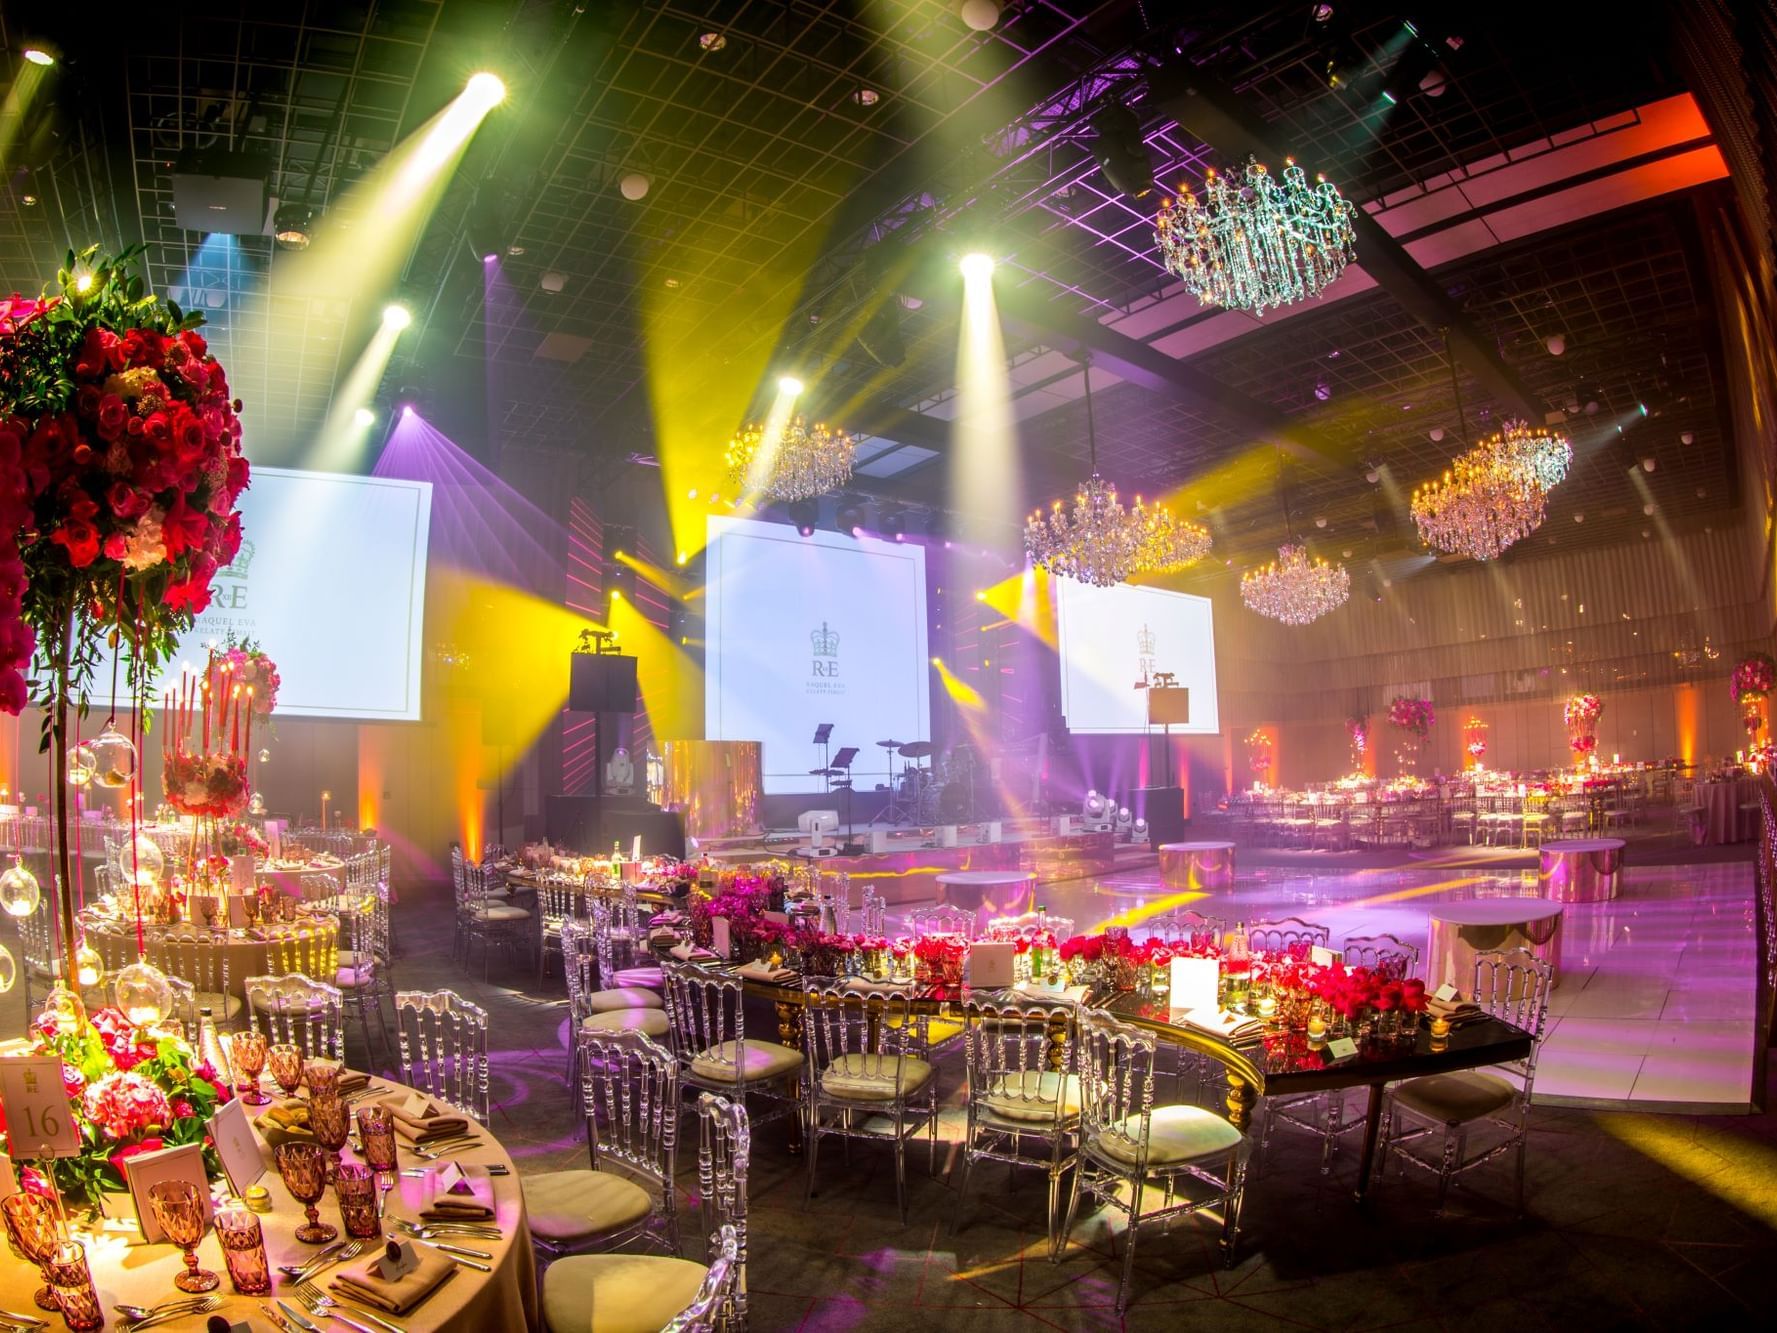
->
[836, 500, 866, 536]
[353, 407, 376, 428]
[1089, 102, 1155, 200]
[778, 375, 805, 396]
[506, 243, 526, 256]
[788, 499, 819, 537]
[1641, 457, 1657, 472]
[851, 87, 881, 107]
[22, 47, 56, 66]
[1643, 502, 1656, 515]
[541, 271, 566, 293]
[401, 403, 415, 418]
[1314, 515, 1328, 528]
[465, 72, 506, 107]
[21, 194, 37, 207]
[1545, 333, 1566, 356]
[1419, 67, 1449, 97]
[619, 172, 651, 201]
[272, 203, 312, 250]
[698, 31, 727, 51]
[382, 303, 412, 330]
[881, 510, 907, 542]
[959, 252, 995, 281]
[1313, 379, 1332, 402]
[663, 276, 680, 288]
[1365, 467, 1380, 483]
[1681, 431, 1695, 445]
[1312, 3, 1335, 20]
[1429, 426, 1445, 442]
[959, 0, 1002, 31]
[1573, 512, 1585, 524]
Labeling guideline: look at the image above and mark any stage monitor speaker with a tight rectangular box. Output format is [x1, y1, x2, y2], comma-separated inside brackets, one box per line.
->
[569, 653, 638, 713]
[1135, 785, 1188, 849]
[1147, 688, 1190, 726]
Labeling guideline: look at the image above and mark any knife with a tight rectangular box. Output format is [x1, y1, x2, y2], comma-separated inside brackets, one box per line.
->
[0, 1313, 47, 1330]
[325, 1315, 381, 1333]
[414, 1239, 491, 1271]
[277, 1299, 324, 1332]
[417, 1238, 492, 1261]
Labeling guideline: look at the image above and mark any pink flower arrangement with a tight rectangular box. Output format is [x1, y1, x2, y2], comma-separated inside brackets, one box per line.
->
[1386, 696, 1435, 737]
[81, 1070, 172, 1141]
[162, 748, 249, 817]
[1731, 653, 1775, 703]
[221, 637, 280, 717]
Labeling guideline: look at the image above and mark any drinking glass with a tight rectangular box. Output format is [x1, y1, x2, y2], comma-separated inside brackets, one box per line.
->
[2, 1191, 64, 1311]
[276, 1142, 338, 1244]
[309, 1093, 352, 1183]
[146, 1179, 220, 1292]
[304, 1058, 342, 1099]
[268, 1040, 304, 1097]
[333, 1163, 381, 1239]
[44, 1240, 103, 1332]
[355, 1106, 399, 1174]
[229, 1029, 271, 1106]
[214, 1201, 272, 1295]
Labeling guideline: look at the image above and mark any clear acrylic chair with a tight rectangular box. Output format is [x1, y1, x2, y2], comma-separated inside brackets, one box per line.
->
[906, 903, 974, 940]
[1055, 1008, 1248, 1312]
[1341, 932, 1420, 978]
[1380, 948, 1554, 1215]
[542, 1092, 750, 1333]
[800, 979, 939, 1223]
[956, 995, 1078, 1248]
[535, 875, 581, 988]
[333, 897, 393, 1069]
[524, 1029, 681, 1266]
[984, 911, 1074, 943]
[1144, 910, 1225, 948]
[591, 897, 664, 993]
[396, 987, 491, 1122]
[563, 918, 668, 1122]
[457, 858, 531, 979]
[660, 960, 800, 1129]
[243, 974, 344, 1062]
[1245, 917, 1332, 954]
[158, 928, 241, 1023]
[16, 891, 59, 1013]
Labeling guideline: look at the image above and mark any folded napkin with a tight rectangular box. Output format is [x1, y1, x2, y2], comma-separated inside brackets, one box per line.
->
[337, 1070, 371, 1095]
[381, 1098, 469, 1145]
[733, 959, 794, 983]
[841, 976, 906, 993]
[669, 942, 717, 961]
[421, 1195, 496, 1223]
[651, 910, 687, 926]
[331, 1245, 456, 1314]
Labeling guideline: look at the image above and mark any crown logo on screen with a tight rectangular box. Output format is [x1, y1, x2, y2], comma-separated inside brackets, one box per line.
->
[1136, 623, 1155, 657]
[810, 622, 840, 657]
[220, 540, 255, 579]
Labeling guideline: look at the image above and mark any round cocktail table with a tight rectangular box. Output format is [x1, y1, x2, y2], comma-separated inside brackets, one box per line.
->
[1538, 837, 1625, 902]
[1158, 841, 1236, 890]
[935, 870, 1036, 926]
[1427, 897, 1564, 989]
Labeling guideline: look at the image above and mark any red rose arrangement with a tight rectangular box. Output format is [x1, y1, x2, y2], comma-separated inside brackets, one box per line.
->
[1386, 696, 1435, 737]
[221, 636, 280, 717]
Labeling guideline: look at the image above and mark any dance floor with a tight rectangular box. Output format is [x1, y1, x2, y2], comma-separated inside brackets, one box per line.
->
[963, 855, 1759, 1112]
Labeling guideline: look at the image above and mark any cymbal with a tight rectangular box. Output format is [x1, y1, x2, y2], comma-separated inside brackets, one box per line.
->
[898, 742, 935, 758]
[808, 768, 842, 776]
[876, 739, 906, 749]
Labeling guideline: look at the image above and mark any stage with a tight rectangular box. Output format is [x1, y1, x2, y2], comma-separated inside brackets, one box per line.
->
[703, 819, 1148, 905]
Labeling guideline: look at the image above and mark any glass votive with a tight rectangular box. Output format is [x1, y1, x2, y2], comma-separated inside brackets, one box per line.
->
[45, 1240, 103, 1332]
[215, 1202, 272, 1295]
[1306, 1013, 1328, 1047]
[1428, 1015, 1452, 1039]
[333, 1163, 381, 1239]
[356, 1105, 399, 1174]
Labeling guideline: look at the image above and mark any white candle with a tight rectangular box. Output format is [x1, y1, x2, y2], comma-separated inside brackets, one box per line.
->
[631, 834, 642, 860]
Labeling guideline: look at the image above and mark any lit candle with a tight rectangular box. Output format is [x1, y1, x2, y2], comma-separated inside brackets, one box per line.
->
[1428, 1015, 1451, 1039]
[1257, 993, 1277, 1020]
[631, 834, 641, 860]
[1306, 1012, 1328, 1044]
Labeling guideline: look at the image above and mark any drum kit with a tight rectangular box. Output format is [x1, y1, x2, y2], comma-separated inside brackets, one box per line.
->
[874, 739, 987, 825]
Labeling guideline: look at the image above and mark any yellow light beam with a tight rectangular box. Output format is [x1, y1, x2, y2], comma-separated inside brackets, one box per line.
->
[613, 549, 694, 602]
[609, 596, 703, 741]
[931, 658, 985, 713]
[980, 564, 1058, 648]
[951, 258, 1017, 549]
[309, 316, 404, 470]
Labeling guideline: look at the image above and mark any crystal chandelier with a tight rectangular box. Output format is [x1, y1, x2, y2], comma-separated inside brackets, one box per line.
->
[1240, 543, 1350, 625]
[1155, 157, 1357, 315]
[725, 415, 855, 501]
[1024, 360, 1212, 587]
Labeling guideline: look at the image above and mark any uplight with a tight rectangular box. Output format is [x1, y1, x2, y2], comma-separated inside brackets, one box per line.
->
[959, 252, 995, 281]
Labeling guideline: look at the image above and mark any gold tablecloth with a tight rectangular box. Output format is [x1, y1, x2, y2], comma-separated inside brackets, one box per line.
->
[0, 1076, 538, 1331]
[84, 919, 343, 999]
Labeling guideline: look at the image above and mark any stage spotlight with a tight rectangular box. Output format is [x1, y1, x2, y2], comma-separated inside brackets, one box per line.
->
[881, 510, 907, 542]
[382, 303, 412, 330]
[465, 72, 507, 108]
[619, 172, 651, 201]
[836, 500, 866, 537]
[22, 47, 56, 66]
[958, 252, 995, 281]
[930, 656, 942, 667]
[788, 499, 818, 537]
[1090, 102, 1155, 200]
[273, 203, 312, 251]
[353, 407, 376, 427]
[778, 374, 805, 396]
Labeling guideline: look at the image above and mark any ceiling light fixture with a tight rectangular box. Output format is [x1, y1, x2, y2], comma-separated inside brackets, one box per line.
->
[727, 417, 855, 501]
[959, 0, 1002, 32]
[22, 47, 56, 66]
[699, 32, 727, 52]
[382, 304, 412, 330]
[619, 172, 650, 201]
[465, 72, 506, 107]
[1241, 544, 1350, 625]
[958, 252, 995, 281]
[851, 87, 881, 107]
[1156, 157, 1356, 315]
[778, 375, 805, 397]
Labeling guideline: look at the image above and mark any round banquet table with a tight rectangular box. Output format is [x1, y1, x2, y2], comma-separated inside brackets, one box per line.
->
[1538, 837, 1626, 902]
[83, 918, 342, 999]
[0, 1075, 538, 1332]
[1427, 897, 1564, 990]
[1694, 777, 1757, 845]
[1158, 841, 1236, 890]
[260, 855, 348, 899]
[934, 869, 1035, 927]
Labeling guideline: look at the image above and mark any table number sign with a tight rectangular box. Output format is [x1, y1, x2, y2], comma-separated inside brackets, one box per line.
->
[121, 1141, 211, 1242]
[1309, 945, 1342, 968]
[1432, 982, 1459, 1004]
[1325, 1037, 1360, 1061]
[207, 1098, 266, 1195]
[1168, 956, 1219, 1015]
[0, 1056, 81, 1157]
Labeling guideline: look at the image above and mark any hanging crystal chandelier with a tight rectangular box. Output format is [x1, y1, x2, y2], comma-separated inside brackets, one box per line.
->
[725, 415, 855, 501]
[1024, 360, 1212, 586]
[1240, 543, 1351, 625]
[1154, 157, 1357, 315]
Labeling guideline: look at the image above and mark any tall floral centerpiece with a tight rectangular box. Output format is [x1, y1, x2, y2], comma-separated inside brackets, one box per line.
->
[1731, 653, 1775, 745]
[0, 246, 248, 1022]
[1245, 728, 1273, 786]
[1386, 695, 1434, 773]
[1345, 714, 1368, 774]
[1563, 694, 1603, 761]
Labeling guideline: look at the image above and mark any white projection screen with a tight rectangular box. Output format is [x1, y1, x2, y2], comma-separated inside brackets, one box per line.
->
[136, 467, 432, 721]
[1055, 580, 1220, 735]
[705, 515, 930, 793]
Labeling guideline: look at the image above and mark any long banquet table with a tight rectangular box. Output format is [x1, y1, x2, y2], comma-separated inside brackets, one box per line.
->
[0, 1074, 539, 1331]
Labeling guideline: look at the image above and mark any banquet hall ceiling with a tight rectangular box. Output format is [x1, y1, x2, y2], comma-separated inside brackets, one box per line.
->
[0, 0, 1741, 566]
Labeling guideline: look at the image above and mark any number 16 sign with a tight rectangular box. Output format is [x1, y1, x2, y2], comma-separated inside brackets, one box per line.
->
[0, 1057, 81, 1157]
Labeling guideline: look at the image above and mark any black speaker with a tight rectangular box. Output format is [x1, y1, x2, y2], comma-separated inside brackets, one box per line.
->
[569, 654, 638, 713]
[1135, 785, 1188, 849]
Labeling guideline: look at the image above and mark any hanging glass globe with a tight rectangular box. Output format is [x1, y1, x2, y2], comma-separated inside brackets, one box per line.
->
[249, 792, 266, 816]
[75, 941, 105, 989]
[90, 724, 138, 789]
[0, 942, 16, 995]
[258, 748, 270, 764]
[67, 741, 98, 787]
[115, 959, 175, 1028]
[118, 834, 166, 888]
[38, 980, 87, 1031]
[0, 856, 40, 918]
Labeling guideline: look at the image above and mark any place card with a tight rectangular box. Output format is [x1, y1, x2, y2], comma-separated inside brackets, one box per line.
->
[229, 854, 256, 894]
[965, 941, 1015, 988]
[0, 1151, 18, 1199]
[377, 1238, 422, 1281]
[1433, 982, 1459, 1003]
[1168, 956, 1219, 1015]
[710, 917, 732, 959]
[435, 1160, 473, 1195]
[1325, 1037, 1360, 1062]
[0, 1056, 81, 1157]
[123, 1141, 211, 1242]
[1309, 945, 1341, 967]
[207, 1098, 265, 1196]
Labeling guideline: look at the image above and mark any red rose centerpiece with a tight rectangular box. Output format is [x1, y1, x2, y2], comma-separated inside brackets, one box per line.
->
[1732, 653, 1775, 744]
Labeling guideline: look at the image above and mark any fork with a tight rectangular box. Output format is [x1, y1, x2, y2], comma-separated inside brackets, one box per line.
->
[409, 1137, 481, 1159]
[392, 1217, 501, 1241]
[279, 1236, 372, 1281]
[121, 1296, 222, 1331]
[293, 1280, 407, 1333]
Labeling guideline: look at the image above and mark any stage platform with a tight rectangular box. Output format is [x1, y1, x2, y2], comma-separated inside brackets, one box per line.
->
[701, 819, 1151, 904]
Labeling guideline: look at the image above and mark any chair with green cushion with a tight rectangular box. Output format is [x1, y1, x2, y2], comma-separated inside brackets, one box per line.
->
[1054, 1007, 1248, 1313]
[956, 995, 1078, 1248]
[526, 1030, 680, 1269]
[660, 960, 800, 1131]
[562, 919, 667, 1125]
[542, 1092, 748, 1333]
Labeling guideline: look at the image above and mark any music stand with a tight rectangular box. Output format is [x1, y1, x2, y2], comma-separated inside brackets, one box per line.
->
[812, 723, 835, 792]
[830, 746, 859, 834]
